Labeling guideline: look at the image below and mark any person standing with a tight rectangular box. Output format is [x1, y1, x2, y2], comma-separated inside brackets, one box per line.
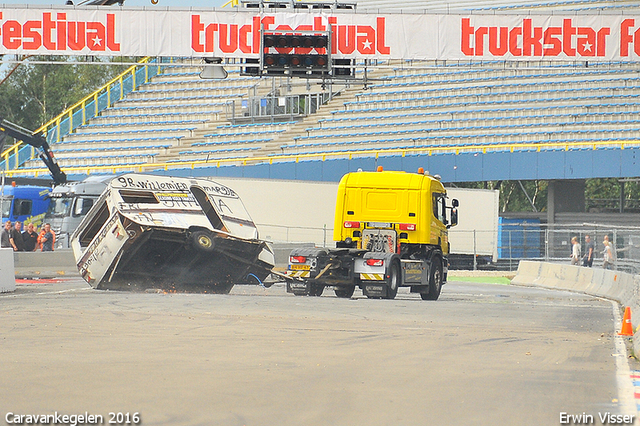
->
[39, 223, 55, 252]
[10, 221, 25, 251]
[570, 236, 581, 265]
[1, 220, 11, 248]
[582, 234, 594, 267]
[602, 240, 615, 270]
[22, 223, 39, 252]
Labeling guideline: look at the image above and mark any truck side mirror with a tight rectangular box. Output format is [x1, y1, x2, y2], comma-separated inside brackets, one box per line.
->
[448, 208, 458, 228]
[452, 199, 459, 208]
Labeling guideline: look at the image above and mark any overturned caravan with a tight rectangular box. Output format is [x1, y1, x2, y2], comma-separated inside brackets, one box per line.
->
[70, 174, 275, 292]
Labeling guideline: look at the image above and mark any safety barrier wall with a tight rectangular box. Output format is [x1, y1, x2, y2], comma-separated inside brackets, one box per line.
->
[512, 260, 640, 355]
[4, 142, 640, 184]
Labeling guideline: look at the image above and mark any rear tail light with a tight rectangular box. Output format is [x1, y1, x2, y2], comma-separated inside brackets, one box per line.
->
[290, 256, 307, 263]
[399, 223, 416, 231]
[344, 221, 360, 229]
[366, 258, 384, 267]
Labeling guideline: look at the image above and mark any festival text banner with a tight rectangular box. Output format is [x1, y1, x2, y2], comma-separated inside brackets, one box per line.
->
[2, 8, 640, 61]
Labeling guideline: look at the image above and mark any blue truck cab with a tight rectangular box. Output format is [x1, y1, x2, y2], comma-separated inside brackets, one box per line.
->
[0, 184, 52, 226]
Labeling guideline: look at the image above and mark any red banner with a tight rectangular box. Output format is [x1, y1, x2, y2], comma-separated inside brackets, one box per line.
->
[1, 7, 640, 61]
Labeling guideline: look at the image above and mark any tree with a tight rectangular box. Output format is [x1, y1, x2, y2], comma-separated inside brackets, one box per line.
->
[0, 56, 134, 130]
[455, 178, 640, 213]
[585, 178, 640, 212]
[455, 180, 548, 213]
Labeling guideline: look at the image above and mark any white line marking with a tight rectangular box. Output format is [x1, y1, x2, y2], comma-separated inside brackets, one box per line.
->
[611, 300, 638, 418]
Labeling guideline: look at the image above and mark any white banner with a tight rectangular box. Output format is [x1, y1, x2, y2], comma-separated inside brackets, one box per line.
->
[1, 7, 640, 61]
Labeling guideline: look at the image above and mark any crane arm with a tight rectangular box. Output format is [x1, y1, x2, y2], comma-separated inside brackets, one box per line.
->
[0, 117, 68, 185]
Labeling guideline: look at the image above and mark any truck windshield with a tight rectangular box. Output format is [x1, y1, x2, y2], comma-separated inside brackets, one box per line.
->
[0, 197, 11, 219]
[47, 197, 73, 217]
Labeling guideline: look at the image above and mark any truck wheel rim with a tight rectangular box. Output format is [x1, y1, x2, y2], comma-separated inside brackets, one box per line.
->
[434, 268, 441, 290]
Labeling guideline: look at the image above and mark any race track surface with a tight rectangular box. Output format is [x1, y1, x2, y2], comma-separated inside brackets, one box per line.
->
[0, 278, 632, 426]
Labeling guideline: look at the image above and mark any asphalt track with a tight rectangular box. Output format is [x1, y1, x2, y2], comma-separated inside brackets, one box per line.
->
[0, 278, 635, 426]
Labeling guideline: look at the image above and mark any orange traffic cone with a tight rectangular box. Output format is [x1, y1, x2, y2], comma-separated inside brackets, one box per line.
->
[619, 307, 634, 336]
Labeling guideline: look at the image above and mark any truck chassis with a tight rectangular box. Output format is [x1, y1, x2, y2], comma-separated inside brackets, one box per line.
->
[286, 244, 446, 300]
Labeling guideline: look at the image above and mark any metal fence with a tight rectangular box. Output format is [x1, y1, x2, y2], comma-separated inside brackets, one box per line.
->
[499, 226, 640, 274]
[234, 92, 334, 122]
[256, 222, 640, 274]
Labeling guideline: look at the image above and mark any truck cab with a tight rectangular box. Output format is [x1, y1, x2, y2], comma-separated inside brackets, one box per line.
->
[287, 168, 458, 300]
[334, 169, 456, 252]
[0, 184, 51, 226]
[45, 175, 113, 249]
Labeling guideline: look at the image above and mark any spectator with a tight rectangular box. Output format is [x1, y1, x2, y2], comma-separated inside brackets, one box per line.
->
[602, 236, 616, 270]
[39, 223, 55, 252]
[22, 223, 39, 252]
[582, 234, 594, 267]
[1, 220, 11, 248]
[570, 236, 581, 265]
[10, 221, 25, 251]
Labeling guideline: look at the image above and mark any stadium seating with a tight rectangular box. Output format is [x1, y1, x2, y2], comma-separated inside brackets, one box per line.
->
[21, 55, 640, 172]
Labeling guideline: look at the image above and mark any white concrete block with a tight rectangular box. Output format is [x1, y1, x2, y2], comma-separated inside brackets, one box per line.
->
[0, 248, 16, 293]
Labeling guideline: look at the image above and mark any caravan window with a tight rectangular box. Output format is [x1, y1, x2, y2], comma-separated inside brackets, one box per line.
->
[77, 201, 110, 248]
[119, 190, 159, 204]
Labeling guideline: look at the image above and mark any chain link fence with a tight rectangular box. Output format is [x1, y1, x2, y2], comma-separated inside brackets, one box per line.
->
[496, 223, 640, 274]
[257, 221, 640, 274]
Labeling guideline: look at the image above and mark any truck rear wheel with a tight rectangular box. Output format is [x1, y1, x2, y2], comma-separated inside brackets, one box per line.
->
[421, 258, 442, 301]
[309, 283, 325, 297]
[385, 261, 399, 300]
[334, 286, 355, 298]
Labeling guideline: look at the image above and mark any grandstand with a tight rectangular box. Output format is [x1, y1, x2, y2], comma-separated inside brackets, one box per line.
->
[3, 1, 640, 181]
[10, 58, 638, 177]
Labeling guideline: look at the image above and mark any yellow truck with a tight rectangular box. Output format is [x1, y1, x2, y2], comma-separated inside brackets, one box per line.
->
[286, 167, 458, 300]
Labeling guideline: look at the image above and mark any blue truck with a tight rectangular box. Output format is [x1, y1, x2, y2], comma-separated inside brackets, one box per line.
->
[1, 117, 67, 228]
[0, 184, 51, 226]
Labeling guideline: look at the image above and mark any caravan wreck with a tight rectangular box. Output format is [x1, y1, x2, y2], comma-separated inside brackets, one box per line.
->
[70, 174, 275, 292]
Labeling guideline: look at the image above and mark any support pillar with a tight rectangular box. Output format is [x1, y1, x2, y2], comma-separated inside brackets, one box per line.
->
[546, 180, 586, 258]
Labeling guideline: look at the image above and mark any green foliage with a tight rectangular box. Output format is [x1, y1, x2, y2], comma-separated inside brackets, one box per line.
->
[456, 178, 640, 213]
[0, 56, 134, 130]
[455, 180, 548, 212]
[585, 178, 640, 211]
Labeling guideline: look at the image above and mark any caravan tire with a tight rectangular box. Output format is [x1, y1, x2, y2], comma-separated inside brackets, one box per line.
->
[192, 230, 215, 252]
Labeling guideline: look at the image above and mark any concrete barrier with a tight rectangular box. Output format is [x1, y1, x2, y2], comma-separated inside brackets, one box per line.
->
[513, 260, 640, 356]
[10, 243, 316, 279]
[1, 248, 16, 292]
[13, 249, 78, 278]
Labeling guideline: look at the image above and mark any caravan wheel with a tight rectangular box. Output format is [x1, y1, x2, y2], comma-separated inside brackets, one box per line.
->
[192, 230, 215, 252]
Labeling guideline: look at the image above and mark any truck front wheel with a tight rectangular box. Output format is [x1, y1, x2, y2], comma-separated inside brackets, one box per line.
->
[421, 259, 443, 301]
